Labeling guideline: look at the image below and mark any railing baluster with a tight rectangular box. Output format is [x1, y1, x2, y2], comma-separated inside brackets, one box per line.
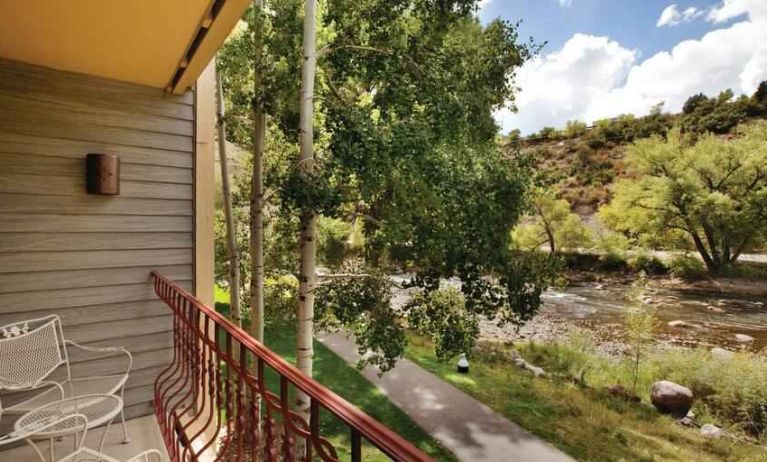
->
[151, 271, 432, 462]
[351, 428, 362, 462]
[236, 342, 247, 461]
[280, 375, 295, 461]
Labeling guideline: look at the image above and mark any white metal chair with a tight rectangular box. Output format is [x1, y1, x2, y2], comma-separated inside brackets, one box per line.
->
[1, 397, 162, 462]
[0, 315, 133, 444]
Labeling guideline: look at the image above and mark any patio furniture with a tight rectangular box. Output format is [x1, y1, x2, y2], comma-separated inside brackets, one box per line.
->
[59, 448, 163, 462]
[15, 394, 123, 456]
[0, 315, 133, 444]
[1, 397, 162, 462]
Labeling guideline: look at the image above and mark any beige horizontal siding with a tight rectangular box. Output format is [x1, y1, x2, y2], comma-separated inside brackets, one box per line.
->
[0, 195, 193, 216]
[0, 132, 193, 168]
[0, 153, 193, 184]
[0, 264, 192, 293]
[0, 172, 193, 198]
[0, 59, 195, 418]
[0, 215, 192, 233]
[0, 232, 193, 253]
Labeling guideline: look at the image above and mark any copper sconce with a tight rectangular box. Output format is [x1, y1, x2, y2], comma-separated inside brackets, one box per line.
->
[86, 153, 120, 195]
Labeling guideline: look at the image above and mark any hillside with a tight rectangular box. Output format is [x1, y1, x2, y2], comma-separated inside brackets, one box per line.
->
[503, 82, 767, 216]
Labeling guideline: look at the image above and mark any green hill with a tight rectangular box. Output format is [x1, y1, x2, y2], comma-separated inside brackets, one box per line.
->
[503, 82, 767, 215]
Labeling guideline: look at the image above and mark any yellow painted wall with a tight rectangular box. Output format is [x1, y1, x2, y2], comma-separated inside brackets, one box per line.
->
[194, 62, 216, 308]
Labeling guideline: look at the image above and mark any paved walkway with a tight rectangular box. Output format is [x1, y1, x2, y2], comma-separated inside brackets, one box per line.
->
[318, 333, 575, 462]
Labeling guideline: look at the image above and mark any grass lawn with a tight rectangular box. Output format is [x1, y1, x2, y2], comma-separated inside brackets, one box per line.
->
[213, 288, 455, 461]
[405, 333, 767, 462]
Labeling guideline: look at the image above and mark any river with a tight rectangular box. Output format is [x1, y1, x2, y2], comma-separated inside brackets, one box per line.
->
[388, 275, 767, 353]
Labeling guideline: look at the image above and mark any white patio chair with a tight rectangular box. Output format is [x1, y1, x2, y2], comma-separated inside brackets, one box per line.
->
[0, 315, 132, 444]
[1, 398, 162, 462]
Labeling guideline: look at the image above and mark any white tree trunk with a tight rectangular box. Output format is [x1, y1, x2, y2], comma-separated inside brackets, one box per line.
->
[250, 0, 266, 343]
[296, 0, 318, 412]
[216, 65, 241, 326]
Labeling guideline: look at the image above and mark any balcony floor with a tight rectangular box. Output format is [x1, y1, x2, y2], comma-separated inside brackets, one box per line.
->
[1, 415, 169, 462]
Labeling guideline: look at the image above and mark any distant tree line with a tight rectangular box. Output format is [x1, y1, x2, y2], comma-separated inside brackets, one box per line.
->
[513, 81, 767, 147]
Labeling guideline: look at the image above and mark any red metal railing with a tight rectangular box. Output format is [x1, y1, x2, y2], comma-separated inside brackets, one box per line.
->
[151, 271, 432, 462]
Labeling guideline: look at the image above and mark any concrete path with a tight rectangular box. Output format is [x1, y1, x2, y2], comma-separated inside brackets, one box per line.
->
[318, 333, 575, 462]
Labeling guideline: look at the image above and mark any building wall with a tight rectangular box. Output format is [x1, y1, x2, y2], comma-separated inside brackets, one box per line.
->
[0, 59, 195, 419]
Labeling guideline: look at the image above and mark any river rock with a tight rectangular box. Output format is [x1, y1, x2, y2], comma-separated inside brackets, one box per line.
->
[509, 350, 545, 377]
[525, 364, 546, 377]
[608, 384, 640, 402]
[650, 381, 694, 416]
[706, 305, 725, 313]
[700, 424, 724, 438]
[710, 347, 734, 360]
[734, 334, 755, 343]
[668, 320, 697, 329]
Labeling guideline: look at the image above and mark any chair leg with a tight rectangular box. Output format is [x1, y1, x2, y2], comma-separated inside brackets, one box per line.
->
[120, 386, 131, 444]
[99, 417, 115, 453]
[23, 438, 48, 462]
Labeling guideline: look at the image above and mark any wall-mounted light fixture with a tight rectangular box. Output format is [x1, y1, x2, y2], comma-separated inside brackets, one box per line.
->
[86, 153, 120, 195]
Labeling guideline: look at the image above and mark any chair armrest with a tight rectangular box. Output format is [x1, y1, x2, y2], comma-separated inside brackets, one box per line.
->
[126, 449, 164, 462]
[0, 375, 65, 397]
[64, 340, 133, 376]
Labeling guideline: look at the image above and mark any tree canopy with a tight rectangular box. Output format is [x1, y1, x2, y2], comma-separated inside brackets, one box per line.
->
[513, 190, 591, 255]
[599, 122, 767, 273]
[214, 0, 559, 369]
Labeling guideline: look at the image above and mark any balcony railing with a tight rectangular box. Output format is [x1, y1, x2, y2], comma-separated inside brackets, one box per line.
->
[151, 271, 432, 462]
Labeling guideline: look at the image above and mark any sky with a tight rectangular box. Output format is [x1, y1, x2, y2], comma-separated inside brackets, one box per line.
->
[480, 0, 767, 135]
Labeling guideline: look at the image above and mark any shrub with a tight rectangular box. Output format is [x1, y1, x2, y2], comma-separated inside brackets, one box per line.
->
[564, 120, 588, 138]
[628, 251, 668, 275]
[263, 274, 299, 327]
[317, 216, 353, 268]
[650, 349, 767, 438]
[623, 282, 657, 394]
[518, 330, 599, 383]
[721, 262, 767, 280]
[595, 232, 629, 271]
[407, 287, 477, 361]
[538, 126, 562, 140]
[668, 255, 706, 280]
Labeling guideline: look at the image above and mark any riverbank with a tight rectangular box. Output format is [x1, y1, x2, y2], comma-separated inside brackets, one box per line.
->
[406, 333, 767, 462]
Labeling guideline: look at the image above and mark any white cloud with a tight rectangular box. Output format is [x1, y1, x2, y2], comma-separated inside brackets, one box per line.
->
[706, 0, 767, 23]
[495, 34, 637, 135]
[657, 4, 703, 27]
[477, 0, 493, 11]
[497, 1, 767, 135]
[740, 44, 767, 93]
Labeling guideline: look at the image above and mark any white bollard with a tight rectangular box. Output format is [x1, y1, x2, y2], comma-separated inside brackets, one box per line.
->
[457, 353, 469, 374]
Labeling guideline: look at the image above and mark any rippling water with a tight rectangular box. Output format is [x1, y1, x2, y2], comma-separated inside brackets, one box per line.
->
[539, 284, 767, 350]
[388, 273, 767, 351]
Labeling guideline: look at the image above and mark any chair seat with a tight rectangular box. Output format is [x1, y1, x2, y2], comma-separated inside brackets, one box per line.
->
[5, 376, 126, 414]
[58, 448, 163, 462]
[57, 447, 120, 462]
[15, 394, 123, 440]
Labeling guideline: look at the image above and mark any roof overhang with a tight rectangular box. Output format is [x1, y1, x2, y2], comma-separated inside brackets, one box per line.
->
[0, 0, 250, 94]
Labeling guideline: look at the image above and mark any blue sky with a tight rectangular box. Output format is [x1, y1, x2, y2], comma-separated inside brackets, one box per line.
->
[481, 0, 767, 134]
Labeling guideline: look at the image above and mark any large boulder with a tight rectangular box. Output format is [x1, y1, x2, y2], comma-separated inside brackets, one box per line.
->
[650, 381, 694, 417]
